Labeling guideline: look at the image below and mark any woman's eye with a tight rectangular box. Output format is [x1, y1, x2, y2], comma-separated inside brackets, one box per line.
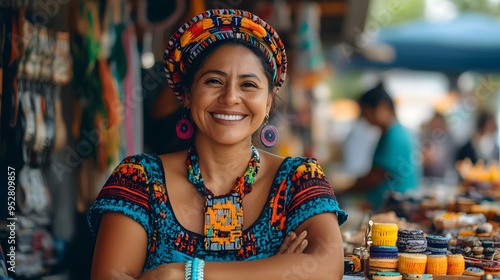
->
[206, 79, 222, 85]
[242, 82, 257, 88]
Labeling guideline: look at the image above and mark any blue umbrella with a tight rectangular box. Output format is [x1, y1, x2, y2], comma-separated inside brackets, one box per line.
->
[338, 13, 500, 73]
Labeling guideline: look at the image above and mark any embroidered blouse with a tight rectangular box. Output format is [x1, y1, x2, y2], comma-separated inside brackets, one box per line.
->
[87, 153, 347, 271]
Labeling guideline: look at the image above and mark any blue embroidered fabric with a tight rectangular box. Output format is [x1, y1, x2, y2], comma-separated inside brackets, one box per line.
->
[87, 153, 347, 271]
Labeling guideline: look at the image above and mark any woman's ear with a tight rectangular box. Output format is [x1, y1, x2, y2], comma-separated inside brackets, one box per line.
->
[266, 87, 278, 114]
[266, 95, 273, 115]
[182, 93, 191, 108]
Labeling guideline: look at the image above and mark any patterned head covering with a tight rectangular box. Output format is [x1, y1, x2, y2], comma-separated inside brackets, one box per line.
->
[164, 9, 287, 102]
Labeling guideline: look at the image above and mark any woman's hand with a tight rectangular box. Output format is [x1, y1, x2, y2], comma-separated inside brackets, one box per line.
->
[135, 232, 308, 279]
[277, 230, 308, 254]
[138, 262, 184, 280]
[111, 231, 308, 280]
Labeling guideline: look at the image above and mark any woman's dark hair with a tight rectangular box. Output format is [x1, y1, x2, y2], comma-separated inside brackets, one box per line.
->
[182, 38, 276, 94]
[476, 111, 496, 133]
[358, 82, 395, 112]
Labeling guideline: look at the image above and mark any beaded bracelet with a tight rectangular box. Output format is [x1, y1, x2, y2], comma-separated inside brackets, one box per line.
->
[192, 258, 205, 280]
[185, 258, 205, 280]
[192, 258, 198, 280]
[185, 260, 192, 280]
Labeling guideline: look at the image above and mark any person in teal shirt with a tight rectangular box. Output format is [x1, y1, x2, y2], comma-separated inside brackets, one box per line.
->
[342, 83, 420, 212]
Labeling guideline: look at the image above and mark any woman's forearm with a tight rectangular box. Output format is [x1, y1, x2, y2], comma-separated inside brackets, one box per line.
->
[203, 215, 345, 280]
[138, 215, 344, 280]
[137, 253, 343, 280]
[204, 253, 343, 280]
[205, 249, 343, 280]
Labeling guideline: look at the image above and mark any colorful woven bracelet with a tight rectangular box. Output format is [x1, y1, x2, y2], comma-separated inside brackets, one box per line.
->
[191, 258, 205, 280]
[185, 260, 193, 280]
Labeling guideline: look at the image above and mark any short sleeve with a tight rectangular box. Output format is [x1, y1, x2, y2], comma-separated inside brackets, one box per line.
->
[372, 124, 412, 174]
[285, 158, 348, 232]
[87, 155, 153, 238]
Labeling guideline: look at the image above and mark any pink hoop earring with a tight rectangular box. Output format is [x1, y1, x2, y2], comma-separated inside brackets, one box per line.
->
[260, 114, 278, 148]
[176, 109, 194, 140]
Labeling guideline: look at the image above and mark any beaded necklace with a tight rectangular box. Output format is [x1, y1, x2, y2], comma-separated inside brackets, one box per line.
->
[186, 145, 260, 251]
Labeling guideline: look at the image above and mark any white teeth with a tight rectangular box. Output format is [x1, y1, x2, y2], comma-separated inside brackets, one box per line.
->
[212, 114, 244, 121]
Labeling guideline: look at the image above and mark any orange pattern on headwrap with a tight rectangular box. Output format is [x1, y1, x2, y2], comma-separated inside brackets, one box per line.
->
[164, 9, 287, 102]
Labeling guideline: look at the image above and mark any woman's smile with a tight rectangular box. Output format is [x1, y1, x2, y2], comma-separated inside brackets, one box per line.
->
[211, 113, 245, 121]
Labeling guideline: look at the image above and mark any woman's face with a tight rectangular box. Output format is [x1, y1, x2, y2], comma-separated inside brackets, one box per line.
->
[186, 44, 272, 145]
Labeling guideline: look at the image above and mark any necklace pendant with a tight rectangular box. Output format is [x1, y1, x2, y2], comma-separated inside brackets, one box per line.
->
[204, 194, 243, 251]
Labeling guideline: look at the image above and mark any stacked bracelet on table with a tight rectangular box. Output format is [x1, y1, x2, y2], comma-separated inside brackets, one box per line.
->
[185, 258, 205, 280]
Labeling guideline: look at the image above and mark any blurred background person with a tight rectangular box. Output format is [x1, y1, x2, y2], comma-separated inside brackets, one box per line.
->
[342, 116, 380, 178]
[420, 111, 457, 179]
[457, 110, 499, 163]
[337, 82, 421, 212]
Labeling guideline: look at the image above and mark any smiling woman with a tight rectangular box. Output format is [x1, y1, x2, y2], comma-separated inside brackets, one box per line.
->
[187, 44, 272, 146]
[87, 9, 347, 280]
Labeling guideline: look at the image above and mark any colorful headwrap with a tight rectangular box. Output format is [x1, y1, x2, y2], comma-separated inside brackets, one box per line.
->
[164, 9, 287, 102]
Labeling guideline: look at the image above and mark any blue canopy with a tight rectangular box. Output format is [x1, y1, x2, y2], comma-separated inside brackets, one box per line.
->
[339, 13, 500, 73]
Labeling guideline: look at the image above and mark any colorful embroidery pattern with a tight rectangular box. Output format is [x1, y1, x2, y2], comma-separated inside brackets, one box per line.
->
[87, 154, 347, 271]
[164, 9, 287, 102]
[187, 145, 260, 251]
[204, 195, 244, 250]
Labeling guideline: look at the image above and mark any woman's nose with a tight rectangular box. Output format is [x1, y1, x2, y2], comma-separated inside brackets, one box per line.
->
[218, 83, 241, 105]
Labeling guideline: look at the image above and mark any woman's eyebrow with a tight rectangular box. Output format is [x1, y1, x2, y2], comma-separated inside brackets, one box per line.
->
[240, 73, 261, 82]
[199, 69, 226, 78]
[199, 70, 262, 82]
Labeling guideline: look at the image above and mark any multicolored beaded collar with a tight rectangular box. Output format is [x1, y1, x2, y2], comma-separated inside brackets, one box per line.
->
[186, 145, 260, 251]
